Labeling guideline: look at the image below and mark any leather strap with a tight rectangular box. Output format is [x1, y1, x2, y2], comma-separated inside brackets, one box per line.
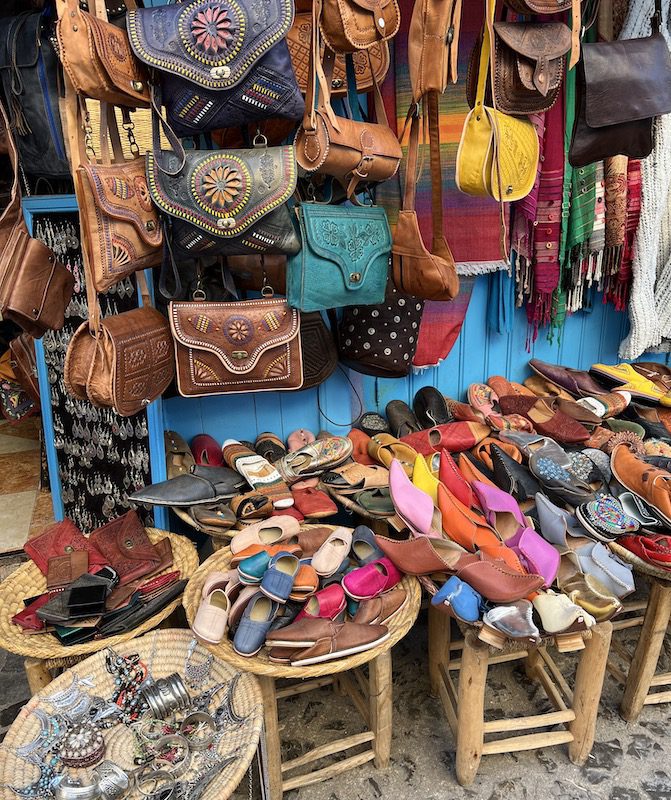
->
[0, 100, 22, 233]
[150, 84, 187, 176]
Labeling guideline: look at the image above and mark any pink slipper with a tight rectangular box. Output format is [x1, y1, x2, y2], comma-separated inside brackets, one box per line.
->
[342, 558, 402, 600]
[191, 434, 224, 466]
[287, 429, 316, 451]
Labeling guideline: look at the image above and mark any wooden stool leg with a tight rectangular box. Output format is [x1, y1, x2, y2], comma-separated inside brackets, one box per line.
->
[24, 658, 53, 694]
[259, 675, 283, 800]
[369, 650, 393, 769]
[621, 581, 671, 722]
[568, 621, 612, 764]
[455, 632, 489, 787]
[428, 605, 451, 697]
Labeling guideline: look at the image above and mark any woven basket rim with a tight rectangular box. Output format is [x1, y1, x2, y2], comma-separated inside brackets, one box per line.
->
[0, 529, 198, 660]
[182, 525, 421, 678]
[610, 540, 671, 583]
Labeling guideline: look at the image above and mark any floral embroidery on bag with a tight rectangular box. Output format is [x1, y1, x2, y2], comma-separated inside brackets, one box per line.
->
[346, 222, 381, 262]
[202, 164, 243, 207]
[106, 177, 134, 201]
[224, 316, 253, 344]
[191, 5, 234, 53]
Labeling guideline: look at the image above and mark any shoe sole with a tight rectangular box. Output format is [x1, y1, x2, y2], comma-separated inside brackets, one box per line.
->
[135, 492, 239, 507]
[610, 459, 671, 528]
[264, 638, 318, 647]
[232, 644, 263, 657]
[290, 631, 391, 666]
[237, 570, 263, 585]
[260, 585, 292, 603]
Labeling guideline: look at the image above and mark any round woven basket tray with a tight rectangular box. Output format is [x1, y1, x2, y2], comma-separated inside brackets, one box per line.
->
[0, 529, 198, 661]
[182, 525, 421, 679]
[0, 629, 263, 800]
[610, 540, 671, 583]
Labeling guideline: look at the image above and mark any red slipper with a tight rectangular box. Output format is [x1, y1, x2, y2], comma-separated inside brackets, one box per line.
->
[191, 434, 224, 466]
[619, 534, 671, 569]
[291, 487, 338, 519]
[400, 422, 491, 455]
[348, 429, 376, 466]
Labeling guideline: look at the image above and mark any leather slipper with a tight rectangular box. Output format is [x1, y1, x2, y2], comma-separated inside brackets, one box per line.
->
[230, 491, 274, 520]
[277, 437, 353, 484]
[129, 466, 246, 507]
[386, 400, 422, 438]
[413, 387, 452, 428]
[164, 431, 195, 479]
[353, 412, 390, 437]
[321, 463, 389, 493]
[348, 428, 377, 465]
[190, 434, 223, 467]
[255, 432, 287, 464]
[368, 433, 418, 476]
[287, 429, 316, 451]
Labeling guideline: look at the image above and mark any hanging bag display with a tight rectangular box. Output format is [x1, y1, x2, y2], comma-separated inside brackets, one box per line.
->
[503, 0, 581, 70]
[407, 0, 462, 101]
[127, 0, 304, 137]
[568, 0, 671, 168]
[319, 0, 400, 53]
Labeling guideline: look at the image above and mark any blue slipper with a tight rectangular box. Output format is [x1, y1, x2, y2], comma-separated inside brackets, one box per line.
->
[238, 551, 272, 585]
[351, 525, 385, 566]
[260, 552, 300, 603]
[233, 592, 280, 656]
[431, 576, 482, 623]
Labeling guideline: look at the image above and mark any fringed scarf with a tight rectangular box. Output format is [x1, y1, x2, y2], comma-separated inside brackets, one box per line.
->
[602, 155, 629, 308]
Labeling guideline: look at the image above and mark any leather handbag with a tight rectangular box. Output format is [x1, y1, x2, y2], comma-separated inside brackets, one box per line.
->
[0, 104, 74, 338]
[169, 295, 303, 396]
[127, 0, 304, 137]
[491, 21, 571, 115]
[295, 7, 401, 199]
[319, 0, 400, 52]
[408, 0, 462, 101]
[455, 0, 538, 203]
[88, 511, 161, 586]
[56, 0, 150, 107]
[287, 202, 391, 311]
[288, 12, 390, 96]
[24, 518, 108, 576]
[503, 0, 580, 70]
[392, 94, 459, 302]
[0, 11, 71, 178]
[9, 333, 40, 404]
[569, 0, 671, 168]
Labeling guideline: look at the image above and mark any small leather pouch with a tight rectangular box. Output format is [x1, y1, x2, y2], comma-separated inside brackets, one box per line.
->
[24, 519, 108, 576]
[67, 576, 109, 619]
[319, 0, 400, 52]
[88, 511, 161, 586]
[408, 0, 462, 100]
[47, 552, 89, 591]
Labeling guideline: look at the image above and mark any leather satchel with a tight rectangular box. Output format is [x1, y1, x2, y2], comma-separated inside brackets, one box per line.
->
[9, 333, 40, 404]
[287, 202, 391, 311]
[169, 296, 303, 395]
[88, 511, 161, 586]
[127, 0, 303, 137]
[57, 0, 150, 107]
[320, 0, 400, 52]
[408, 0, 462, 101]
[392, 94, 459, 302]
[569, 0, 671, 168]
[24, 519, 108, 576]
[288, 12, 389, 96]
[492, 21, 571, 116]
[0, 104, 74, 338]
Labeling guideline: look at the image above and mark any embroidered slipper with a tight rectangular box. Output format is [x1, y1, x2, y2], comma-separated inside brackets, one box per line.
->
[165, 431, 195, 479]
[255, 432, 287, 464]
[353, 412, 390, 437]
[190, 434, 223, 467]
[222, 440, 294, 509]
[277, 437, 353, 484]
[574, 495, 640, 542]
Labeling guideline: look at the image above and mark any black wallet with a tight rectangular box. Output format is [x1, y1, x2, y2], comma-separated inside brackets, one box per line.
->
[37, 573, 115, 625]
[97, 580, 186, 637]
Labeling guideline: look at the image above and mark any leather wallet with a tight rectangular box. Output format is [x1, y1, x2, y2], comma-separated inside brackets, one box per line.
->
[12, 592, 54, 631]
[24, 519, 108, 576]
[53, 625, 98, 646]
[37, 573, 115, 625]
[88, 511, 161, 586]
[47, 551, 89, 590]
[97, 580, 186, 637]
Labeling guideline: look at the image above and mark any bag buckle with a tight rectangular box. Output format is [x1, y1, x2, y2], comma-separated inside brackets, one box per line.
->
[354, 155, 374, 178]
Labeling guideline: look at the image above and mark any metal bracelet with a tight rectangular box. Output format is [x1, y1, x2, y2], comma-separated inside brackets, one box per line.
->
[152, 734, 191, 778]
[179, 712, 216, 752]
[135, 770, 175, 800]
[54, 777, 101, 800]
[92, 761, 130, 800]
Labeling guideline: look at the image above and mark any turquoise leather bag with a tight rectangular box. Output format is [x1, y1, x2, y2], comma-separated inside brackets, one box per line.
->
[287, 204, 392, 312]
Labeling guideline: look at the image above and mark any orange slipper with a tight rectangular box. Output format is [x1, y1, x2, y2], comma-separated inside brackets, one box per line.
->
[471, 437, 522, 471]
[289, 564, 319, 600]
[523, 375, 574, 400]
[348, 429, 376, 466]
[231, 542, 302, 566]
[487, 375, 535, 398]
[437, 483, 500, 552]
[458, 453, 497, 488]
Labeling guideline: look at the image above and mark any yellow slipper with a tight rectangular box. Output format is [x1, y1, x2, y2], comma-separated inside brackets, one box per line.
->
[590, 362, 671, 406]
[412, 454, 441, 504]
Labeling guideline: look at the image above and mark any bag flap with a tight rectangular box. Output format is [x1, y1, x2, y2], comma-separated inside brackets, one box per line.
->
[81, 161, 163, 248]
[89, 511, 160, 565]
[127, 0, 293, 90]
[170, 298, 300, 375]
[300, 204, 391, 290]
[348, 0, 394, 11]
[317, 111, 403, 159]
[146, 146, 297, 239]
[493, 22, 571, 62]
[583, 34, 671, 128]
[0, 13, 40, 70]
[87, 14, 150, 104]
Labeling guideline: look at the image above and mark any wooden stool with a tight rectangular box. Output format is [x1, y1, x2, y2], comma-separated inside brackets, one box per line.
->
[428, 606, 612, 786]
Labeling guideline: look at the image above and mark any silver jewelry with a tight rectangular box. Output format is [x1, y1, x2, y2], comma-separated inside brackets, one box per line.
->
[184, 640, 213, 691]
[180, 713, 216, 752]
[54, 777, 101, 800]
[152, 735, 191, 777]
[142, 675, 190, 720]
[92, 761, 130, 800]
[136, 770, 175, 800]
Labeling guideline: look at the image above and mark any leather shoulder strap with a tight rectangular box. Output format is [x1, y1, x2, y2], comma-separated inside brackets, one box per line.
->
[0, 101, 22, 231]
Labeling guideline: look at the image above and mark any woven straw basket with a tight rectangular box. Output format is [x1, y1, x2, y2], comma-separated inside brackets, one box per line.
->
[610, 541, 671, 583]
[0, 529, 198, 661]
[0, 629, 263, 800]
[182, 526, 421, 679]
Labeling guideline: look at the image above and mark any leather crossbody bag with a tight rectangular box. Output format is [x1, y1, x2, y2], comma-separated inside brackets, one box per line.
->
[0, 103, 74, 338]
[320, 0, 400, 52]
[408, 0, 462, 101]
[569, 0, 671, 168]
[127, 0, 304, 137]
[503, 0, 580, 70]
[287, 202, 391, 311]
[295, 0, 401, 200]
[56, 0, 150, 107]
[392, 94, 459, 302]
[169, 295, 303, 396]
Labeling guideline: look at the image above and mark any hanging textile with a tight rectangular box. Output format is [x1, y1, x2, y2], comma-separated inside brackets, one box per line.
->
[602, 155, 628, 308]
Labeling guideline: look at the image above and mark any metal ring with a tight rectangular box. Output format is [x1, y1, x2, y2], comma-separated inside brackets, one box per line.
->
[92, 762, 129, 800]
[153, 734, 191, 778]
[179, 712, 216, 751]
[54, 778, 101, 800]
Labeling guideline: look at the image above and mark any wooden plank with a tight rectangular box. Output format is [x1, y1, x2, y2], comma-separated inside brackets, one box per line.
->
[258, 676, 283, 800]
[539, 648, 573, 704]
[643, 690, 671, 705]
[336, 672, 370, 726]
[353, 667, 369, 699]
[482, 730, 573, 756]
[436, 664, 458, 736]
[484, 709, 575, 734]
[612, 616, 645, 632]
[606, 659, 628, 686]
[281, 732, 376, 774]
[282, 750, 376, 792]
[428, 605, 452, 695]
[369, 651, 393, 769]
[455, 632, 489, 786]
[533, 663, 568, 712]
[609, 638, 633, 663]
[650, 672, 671, 688]
[448, 650, 526, 671]
[275, 677, 334, 700]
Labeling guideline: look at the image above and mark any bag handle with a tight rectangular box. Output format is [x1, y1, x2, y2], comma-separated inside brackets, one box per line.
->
[0, 100, 23, 233]
[150, 84, 187, 176]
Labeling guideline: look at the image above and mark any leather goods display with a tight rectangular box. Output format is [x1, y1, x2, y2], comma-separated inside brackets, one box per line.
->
[11, 593, 53, 632]
[492, 21, 571, 116]
[46, 552, 89, 590]
[407, 0, 462, 101]
[319, 0, 400, 52]
[9, 333, 40, 404]
[77, 104, 163, 293]
[288, 12, 390, 96]
[0, 104, 74, 338]
[392, 94, 459, 302]
[97, 579, 187, 637]
[287, 202, 391, 311]
[298, 311, 338, 389]
[0, 11, 71, 178]
[24, 518, 109, 576]
[88, 510, 161, 586]
[38, 573, 114, 625]
[455, 0, 538, 203]
[503, 0, 580, 71]
[127, 0, 304, 137]
[146, 138, 300, 259]
[569, 0, 671, 168]
[56, 0, 150, 106]
[169, 296, 304, 395]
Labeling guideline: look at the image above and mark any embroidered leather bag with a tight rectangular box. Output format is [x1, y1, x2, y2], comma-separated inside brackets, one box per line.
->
[319, 0, 400, 53]
[56, 0, 150, 107]
[88, 511, 161, 586]
[503, 0, 580, 70]
[569, 0, 671, 168]
[287, 202, 391, 311]
[127, 0, 303, 137]
[169, 296, 303, 395]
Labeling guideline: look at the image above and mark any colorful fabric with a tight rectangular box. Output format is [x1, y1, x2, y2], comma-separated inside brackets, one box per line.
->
[602, 155, 628, 308]
[412, 276, 476, 368]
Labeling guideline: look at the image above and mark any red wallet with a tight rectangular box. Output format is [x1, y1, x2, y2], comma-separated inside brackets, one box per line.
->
[24, 519, 108, 576]
[88, 511, 161, 586]
[12, 592, 55, 631]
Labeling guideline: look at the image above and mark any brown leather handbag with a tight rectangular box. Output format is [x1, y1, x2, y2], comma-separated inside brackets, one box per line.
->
[9, 333, 40, 404]
[392, 93, 459, 302]
[56, 0, 150, 107]
[76, 103, 162, 293]
[408, 0, 462, 101]
[503, 0, 580, 70]
[169, 296, 303, 396]
[295, 3, 401, 200]
[288, 11, 390, 96]
[320, 0, 400, 52]
[0, 105, 73, 338]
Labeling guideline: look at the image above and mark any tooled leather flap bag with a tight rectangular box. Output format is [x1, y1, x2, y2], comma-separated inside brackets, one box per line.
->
[56, 0, 150, 107]
[320, 0, 400, 52]
[503, 0, 581, 70]
[0, 102, 74, 338]
[24, 519, 108, 575]
[569, 0, 671, 168]
[392, 93, 459, 302]
[408, 0, 463, 101]
[88, 510, 161, 586]
[169, 295, 303, 396]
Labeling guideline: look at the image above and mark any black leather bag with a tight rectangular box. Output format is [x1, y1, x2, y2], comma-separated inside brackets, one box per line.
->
[299, 311, 338, 389]
[569, 0, 671, 167]
[0, 11, 71, 178]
